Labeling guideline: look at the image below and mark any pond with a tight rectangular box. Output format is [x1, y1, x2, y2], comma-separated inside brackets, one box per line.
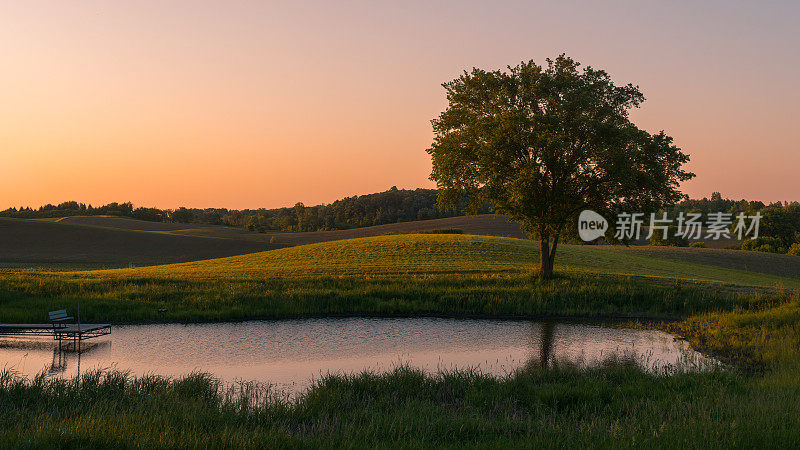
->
[0, 318, 717, 395]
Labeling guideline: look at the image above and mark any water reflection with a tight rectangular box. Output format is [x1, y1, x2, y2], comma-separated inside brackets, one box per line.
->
[49, 347, 67, 374]
[1, 339, 109, 376]
[534, 322, 555, 369]
[0, 318, 718, 395]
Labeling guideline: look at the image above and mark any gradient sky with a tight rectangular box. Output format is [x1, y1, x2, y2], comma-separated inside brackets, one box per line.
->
[2, 1, 799, 210]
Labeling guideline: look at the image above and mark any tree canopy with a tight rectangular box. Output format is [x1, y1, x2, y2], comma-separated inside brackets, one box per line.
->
[427, 55, 694, 277]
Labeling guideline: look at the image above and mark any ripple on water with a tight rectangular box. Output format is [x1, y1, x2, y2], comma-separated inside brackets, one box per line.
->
[0, 318, 719, 396]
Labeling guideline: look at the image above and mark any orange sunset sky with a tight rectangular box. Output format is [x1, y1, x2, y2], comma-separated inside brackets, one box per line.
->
[2, 1, 799, 210]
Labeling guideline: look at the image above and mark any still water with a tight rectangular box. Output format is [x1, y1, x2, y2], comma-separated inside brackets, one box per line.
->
[0, 318, 717, 395]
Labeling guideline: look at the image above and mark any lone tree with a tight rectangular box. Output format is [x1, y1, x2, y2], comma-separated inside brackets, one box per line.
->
[427, 55, 694, 278]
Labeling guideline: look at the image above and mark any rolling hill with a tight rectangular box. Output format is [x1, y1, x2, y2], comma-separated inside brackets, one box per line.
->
[3, 215, 797, 278]
[48, 214, 527, 242]
[0, 215, 524, 269]
[50, 216, 215, 231]
[0, 218, 270, 269]
[1, 233, 797, 324]
[112, 233, 800, 288]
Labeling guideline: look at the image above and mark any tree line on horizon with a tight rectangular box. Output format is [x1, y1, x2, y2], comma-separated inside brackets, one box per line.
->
[0, 187, 490, 232]
[2, 188, 798, 254]
[667, 192, 800, 255]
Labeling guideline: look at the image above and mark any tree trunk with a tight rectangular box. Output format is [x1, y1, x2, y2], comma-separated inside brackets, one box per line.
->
[538, 234, 559, 279]
[539, 236, 554, 279]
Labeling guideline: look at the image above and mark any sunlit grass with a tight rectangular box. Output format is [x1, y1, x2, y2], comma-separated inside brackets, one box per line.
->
[0, 234, 797, 324]
[99, 234, 800, 287]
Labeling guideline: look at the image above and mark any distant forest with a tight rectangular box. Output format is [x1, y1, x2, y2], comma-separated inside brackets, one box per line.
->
[2, 189, 798, 254]
[0, 187, 491, 232]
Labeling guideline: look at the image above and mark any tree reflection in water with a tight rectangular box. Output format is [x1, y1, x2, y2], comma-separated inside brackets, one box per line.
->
[524, 322, 556, 370]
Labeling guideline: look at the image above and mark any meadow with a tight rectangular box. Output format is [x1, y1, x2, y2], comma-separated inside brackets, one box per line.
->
[1, 231, 799, 447]
[1, 233, 798, 325]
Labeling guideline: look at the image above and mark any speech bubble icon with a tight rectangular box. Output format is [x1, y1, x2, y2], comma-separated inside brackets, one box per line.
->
[578, 210, 608, 242]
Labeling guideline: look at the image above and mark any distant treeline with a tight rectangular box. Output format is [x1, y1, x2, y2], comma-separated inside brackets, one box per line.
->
[2, 190, 798, 254]
[668, 192, 770, 217]
[673, 193, 800, 255]
[0, 187, 490, 232]
[1, 201, 161, 221]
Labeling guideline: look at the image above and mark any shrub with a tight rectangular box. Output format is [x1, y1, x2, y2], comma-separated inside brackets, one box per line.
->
[788, 243, 800, 256]
[689, 242, 707, 248]
[740, 237, 786, 254]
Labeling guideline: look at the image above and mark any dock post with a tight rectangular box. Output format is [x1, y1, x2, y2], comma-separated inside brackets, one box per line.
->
[76, 302, 81, 353]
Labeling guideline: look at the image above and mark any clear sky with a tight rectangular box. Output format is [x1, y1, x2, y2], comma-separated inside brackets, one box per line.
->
[2, 1, 798, 210]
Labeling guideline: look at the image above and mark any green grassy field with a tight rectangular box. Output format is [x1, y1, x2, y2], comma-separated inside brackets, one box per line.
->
[1, 234, 798, 324]
[2, 233, 799, 447]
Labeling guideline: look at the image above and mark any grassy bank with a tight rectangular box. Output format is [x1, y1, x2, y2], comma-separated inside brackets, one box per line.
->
[2, 299, 799, 448]
[2, 233, 800, 446]
[1, 234, 798, 324]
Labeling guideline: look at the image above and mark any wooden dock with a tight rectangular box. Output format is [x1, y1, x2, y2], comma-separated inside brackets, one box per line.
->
[0, 323, 111, 342]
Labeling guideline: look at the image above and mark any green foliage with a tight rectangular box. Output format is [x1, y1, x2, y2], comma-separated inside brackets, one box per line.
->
[689, 242, 707, 248]
[741, 236, 786, 254]
[0, 188, 493, 232]
[666, 192, 766, 217]
[787, 243, 800, 256]
[758, 204, 800, 248]
[427, 55, 693, 277]
[227, 188, 492, 232]
[665, 197, 800, 252]
[0, 201, 139, 220]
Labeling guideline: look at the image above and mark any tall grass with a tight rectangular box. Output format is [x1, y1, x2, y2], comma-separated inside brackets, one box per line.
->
[2, 353, 799, 448]
[0, 270, 793, 324]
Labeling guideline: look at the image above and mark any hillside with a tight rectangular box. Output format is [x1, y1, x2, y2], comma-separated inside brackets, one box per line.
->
[3, 215, 796, 277]
[607, 245, 800, 279]
[2, 233, 798, 324]
[51, 216, 215, 231]
[0, 218, 270, 269]
[116, 234, 800, 288]
[44, 214, 741, 249]
[52, 214, 527, 242]
[0, 215, 525, 269]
